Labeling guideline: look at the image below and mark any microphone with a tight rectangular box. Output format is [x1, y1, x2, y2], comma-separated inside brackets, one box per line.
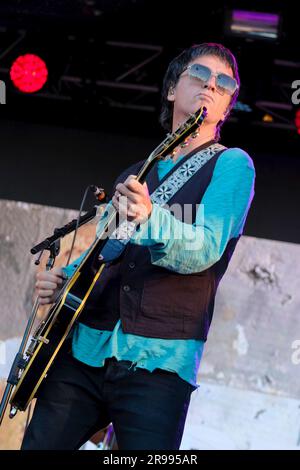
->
[89, 185, 108, 202]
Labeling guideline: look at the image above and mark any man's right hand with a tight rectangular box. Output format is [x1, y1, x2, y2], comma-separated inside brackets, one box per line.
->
[35, 267, 67, 305]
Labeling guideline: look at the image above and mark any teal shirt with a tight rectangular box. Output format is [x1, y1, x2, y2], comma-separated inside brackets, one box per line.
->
[63, 147, 255, 389]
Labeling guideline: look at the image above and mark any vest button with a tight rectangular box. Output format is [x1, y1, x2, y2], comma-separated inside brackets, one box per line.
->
[123, 285, 130, 292]
[129, 262, 135, 269]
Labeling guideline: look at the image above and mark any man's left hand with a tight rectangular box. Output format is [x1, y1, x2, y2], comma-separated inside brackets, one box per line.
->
[112, 175, 152, 224]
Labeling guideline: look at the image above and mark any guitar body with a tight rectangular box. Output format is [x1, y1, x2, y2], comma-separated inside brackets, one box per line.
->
[10, 253, 105, 411]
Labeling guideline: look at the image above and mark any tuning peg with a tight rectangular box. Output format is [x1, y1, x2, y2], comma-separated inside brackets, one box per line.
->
[180, 138, 190, 148]
[191, 131, 200, 139]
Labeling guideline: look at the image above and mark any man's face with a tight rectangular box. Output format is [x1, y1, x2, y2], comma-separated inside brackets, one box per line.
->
[168, 54, 234, 127]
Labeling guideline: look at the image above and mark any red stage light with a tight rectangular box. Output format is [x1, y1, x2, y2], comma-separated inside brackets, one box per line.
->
[295, 109, 300, 135]
[10, 54, 48, 93]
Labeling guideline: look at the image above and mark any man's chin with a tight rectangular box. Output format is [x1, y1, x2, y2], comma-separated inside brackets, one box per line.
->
[188, 102, 211, 116]
[196, 96, 213, 108]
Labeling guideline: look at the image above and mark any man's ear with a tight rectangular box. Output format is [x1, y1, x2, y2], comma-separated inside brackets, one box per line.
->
[167, 86, 176, 102]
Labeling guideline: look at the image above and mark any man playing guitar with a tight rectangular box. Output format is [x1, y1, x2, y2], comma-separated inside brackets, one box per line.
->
[22, 43, 255, 450]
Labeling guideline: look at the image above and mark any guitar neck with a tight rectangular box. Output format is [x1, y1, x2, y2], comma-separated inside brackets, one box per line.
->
[63, 105, 207, 280]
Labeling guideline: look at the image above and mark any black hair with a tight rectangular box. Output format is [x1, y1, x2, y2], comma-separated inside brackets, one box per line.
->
[159, 43, 240, 141]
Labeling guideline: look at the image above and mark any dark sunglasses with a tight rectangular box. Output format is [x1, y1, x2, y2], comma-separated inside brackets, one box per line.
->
[182, 63, 239, 96]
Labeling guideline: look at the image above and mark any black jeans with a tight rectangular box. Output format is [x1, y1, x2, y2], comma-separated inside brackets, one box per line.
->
[21, 340, 196, 450]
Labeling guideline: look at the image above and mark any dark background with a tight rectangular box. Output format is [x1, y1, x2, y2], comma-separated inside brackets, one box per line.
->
[0, 0, 299, 244]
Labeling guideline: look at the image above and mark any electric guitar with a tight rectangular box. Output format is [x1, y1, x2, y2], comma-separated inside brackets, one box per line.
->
[9, 106, 207, 417]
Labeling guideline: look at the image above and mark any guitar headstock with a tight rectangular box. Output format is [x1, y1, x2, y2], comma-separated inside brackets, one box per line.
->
[149, 106, 207, 163]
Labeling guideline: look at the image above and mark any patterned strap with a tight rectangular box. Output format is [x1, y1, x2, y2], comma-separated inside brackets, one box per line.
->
[108, 143, 226, 241]
[151, 143, 226, 205]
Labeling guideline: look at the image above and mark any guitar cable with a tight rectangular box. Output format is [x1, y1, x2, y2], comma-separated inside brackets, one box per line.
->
[65, 184, 107, 268]
[25, 185, 108, 354]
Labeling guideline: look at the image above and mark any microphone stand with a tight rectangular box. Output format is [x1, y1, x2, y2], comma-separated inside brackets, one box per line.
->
[0, 203, 102, 426]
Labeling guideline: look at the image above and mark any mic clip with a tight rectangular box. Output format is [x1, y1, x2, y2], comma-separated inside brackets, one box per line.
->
[89, 185, 109, 202]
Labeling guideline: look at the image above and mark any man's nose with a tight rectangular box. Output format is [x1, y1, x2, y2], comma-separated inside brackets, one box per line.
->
[203, 75, 216, 91]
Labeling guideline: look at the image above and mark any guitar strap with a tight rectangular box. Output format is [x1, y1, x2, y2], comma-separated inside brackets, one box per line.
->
[103, 142, 226, 242]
